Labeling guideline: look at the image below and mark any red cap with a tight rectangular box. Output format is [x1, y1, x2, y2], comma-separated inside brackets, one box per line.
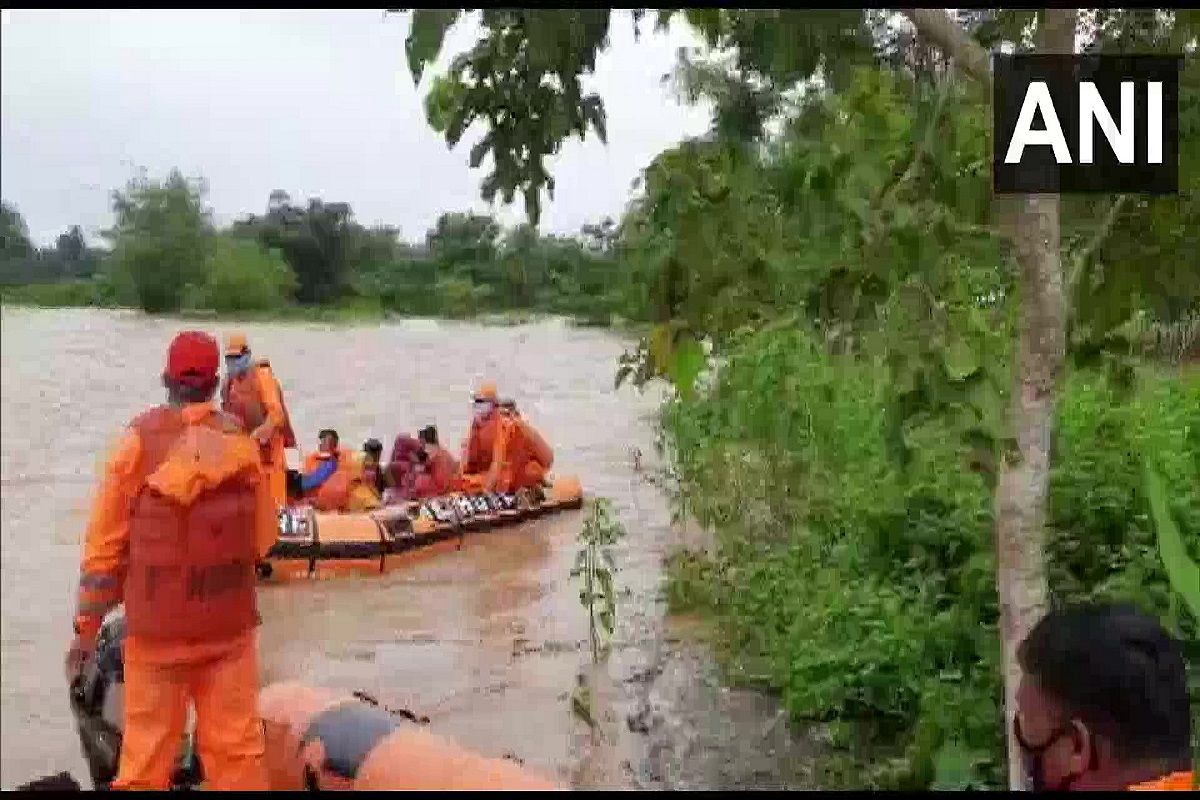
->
[165, 331, 220, 388]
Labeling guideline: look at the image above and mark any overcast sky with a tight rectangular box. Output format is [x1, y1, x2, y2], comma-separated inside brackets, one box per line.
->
[1, 9, 713, 247]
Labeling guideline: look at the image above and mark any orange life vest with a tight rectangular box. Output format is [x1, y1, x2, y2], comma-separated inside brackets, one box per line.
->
[512, 415, 553, 470]
[124, 406, 260, 642]
[1128, 771, 1195, 791]
[304, 448, 357, 512]
[462, 414, 500, 474]
[221, 361, 297, 448]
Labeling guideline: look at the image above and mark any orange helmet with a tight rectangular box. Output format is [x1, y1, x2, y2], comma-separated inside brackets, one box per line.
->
[473, 381, 498, 402]
[224, 332, 249, 356]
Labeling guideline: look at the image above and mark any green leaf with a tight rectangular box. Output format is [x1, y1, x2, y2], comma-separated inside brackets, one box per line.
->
[667, 335, 706, 401]
[406, 10, 458, 85]
[965, 374, 1004, 435]
[595, 566, 615, 599]
[943, 336, 980, 381]
[931, 740, 980, 790]
[1143, 459, 1200, 622]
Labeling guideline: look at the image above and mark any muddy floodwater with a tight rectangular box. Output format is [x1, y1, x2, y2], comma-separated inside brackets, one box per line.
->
[1, 306, 817, 790]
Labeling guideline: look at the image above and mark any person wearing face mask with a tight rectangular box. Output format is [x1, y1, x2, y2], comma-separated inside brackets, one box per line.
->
[454, 382, 503, 493]
[220, 332, 296, 512]
[1012, 602, 1194, 792]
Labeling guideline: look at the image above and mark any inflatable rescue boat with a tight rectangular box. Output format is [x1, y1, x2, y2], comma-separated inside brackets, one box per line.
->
[62, 613, 559, 791]
[260, 475, 584, 582]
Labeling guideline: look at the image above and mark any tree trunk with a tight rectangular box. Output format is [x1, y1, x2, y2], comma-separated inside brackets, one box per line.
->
[901, 7, 1078, 789]
[993, 9, 1077, 790]
[995, 192, 1062, 789]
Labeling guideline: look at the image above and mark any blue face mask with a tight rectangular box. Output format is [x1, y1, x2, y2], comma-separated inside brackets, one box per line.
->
[227, 353, 253, 377]
[473, 400, 494, 421]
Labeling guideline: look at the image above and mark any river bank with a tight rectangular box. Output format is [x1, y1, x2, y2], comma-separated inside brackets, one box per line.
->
[0, 290, 640, 332]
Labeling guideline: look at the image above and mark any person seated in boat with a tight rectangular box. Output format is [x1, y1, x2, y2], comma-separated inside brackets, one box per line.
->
[455, 381, 502, 492]
[409, 425, 458, 499]
[386, 434, 422, 501]
[358, 438, 392, 495]
[346, 438, 390, 512]
[493, 399, 554, 493]
[300, 429, 357, 512]
[456, 390, 554, 494]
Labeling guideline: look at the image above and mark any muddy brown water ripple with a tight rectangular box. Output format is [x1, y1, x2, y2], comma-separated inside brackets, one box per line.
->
[1, 306, 816, 790]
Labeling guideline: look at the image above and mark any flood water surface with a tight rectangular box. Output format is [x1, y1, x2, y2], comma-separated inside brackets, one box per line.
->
[1, 307, 816, 789]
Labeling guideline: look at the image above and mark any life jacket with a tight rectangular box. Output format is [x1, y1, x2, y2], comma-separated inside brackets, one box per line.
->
[220, 360, 298, 448]
[427, 448, 458, 495]
[497, 414, 554, 471]
[304, 448, 357, 512]
[462, 414, 500, 475]
[517, 417, 553, 470]
[388, 436, 422, 496]
[410, 448, 457, 500]
[124, 406, 261, 643]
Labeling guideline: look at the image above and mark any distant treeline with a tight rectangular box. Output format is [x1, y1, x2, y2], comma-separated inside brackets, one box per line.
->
[0, 174, 627, 323]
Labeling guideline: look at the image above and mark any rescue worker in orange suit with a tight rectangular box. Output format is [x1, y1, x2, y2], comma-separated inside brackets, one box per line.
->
[220, 332, 295, 512]
[455, 384, 553, 494]
[454, 382, 502, 493]
[489, 398, 554, 493]
[65, 331, 273, 790]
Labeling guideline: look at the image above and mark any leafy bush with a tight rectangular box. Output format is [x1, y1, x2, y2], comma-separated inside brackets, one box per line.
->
[105, 170, 212, 313]
[198, 236, 297, 312]
[664, 327, 1199, 789]
[0, 276, 118, 308]
[435, 276, 491, 318]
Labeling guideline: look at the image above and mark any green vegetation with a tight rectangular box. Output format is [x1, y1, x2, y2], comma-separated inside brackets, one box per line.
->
[571, 498, 627, 663]
[3, 8, 1198, 789]
[1, 178, 628, 323]
[408, 7, 1199, 790]
[660, 332, 1198, 788]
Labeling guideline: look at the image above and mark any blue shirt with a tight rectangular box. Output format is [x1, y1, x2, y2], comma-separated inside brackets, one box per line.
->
[300, 457, 337, 492]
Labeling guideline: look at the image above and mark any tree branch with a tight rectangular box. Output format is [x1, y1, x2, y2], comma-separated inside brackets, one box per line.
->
[1067, 194, 1129, 298]
[900, 9, 993, 89]
[873, 77, 954, 210]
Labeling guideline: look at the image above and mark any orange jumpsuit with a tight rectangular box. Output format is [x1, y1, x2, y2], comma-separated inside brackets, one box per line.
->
[221, 362, 292, 511]
[491, 413, 553, 492]
[1128, 771, 1195, 791]
[455, 412, 502, 493]
[74, 403, 277, 790]
[457, 412, 552, 493]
